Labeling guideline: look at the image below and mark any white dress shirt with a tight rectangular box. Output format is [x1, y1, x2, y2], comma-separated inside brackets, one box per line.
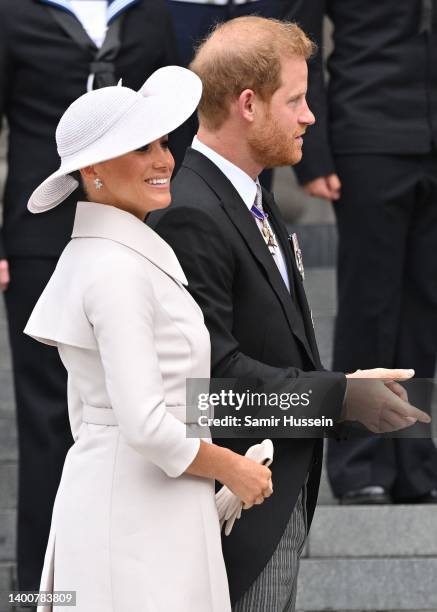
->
[71, 0, 108, 48]
[192, 136, 290, 292]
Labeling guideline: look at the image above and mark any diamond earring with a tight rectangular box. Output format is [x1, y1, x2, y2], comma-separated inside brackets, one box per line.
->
[94, 177, 103, 190]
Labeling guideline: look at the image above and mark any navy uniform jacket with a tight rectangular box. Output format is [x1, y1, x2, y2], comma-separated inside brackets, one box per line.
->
[290, 0, 437, 183]
[0, 0, 183, 259]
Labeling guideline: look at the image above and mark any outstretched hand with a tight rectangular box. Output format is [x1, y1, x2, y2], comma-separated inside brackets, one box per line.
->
[344, 368, 431, 433]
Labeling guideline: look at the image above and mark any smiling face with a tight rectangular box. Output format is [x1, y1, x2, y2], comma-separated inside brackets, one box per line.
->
[248, 57, 315, 168]
[82, 137, 174, 219]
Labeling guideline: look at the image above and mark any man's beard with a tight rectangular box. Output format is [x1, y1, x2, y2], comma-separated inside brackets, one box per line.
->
[248, 113, 301, 169]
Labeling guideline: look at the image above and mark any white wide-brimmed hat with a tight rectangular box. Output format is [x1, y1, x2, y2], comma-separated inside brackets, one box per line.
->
[28, 66, 202, 213]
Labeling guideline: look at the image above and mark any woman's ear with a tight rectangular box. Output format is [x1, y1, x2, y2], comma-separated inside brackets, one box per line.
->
[80, 165, 98, 179]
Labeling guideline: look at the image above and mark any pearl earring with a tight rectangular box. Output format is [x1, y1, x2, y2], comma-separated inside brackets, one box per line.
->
[94, 178, 103, 190]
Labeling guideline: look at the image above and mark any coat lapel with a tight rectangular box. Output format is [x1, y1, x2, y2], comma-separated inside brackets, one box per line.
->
[263, 191, 319, 365]
[72, 202, 188, 285]
[184, 149, 316, 367]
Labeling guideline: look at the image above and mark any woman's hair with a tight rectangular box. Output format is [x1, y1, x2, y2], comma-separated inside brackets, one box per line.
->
[190, 16, 315, 131]
[70, 170, 89, 200]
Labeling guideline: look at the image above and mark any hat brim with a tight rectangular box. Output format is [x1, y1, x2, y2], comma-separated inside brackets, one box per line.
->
[28, 67, 201, 213]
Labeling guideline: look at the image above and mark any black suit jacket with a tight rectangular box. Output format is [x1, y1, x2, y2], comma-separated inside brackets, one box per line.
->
[291, 0, 437, 184]
[149, 148, 346, 603]
[0, 0, 188, 259]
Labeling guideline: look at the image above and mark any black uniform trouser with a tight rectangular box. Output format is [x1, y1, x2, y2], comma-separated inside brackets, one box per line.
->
[4, 258, 72, 591]
[327, 152, 437, 500]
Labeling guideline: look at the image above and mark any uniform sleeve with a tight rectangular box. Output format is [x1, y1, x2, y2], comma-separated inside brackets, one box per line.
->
[83, 258, 200, 477]
[0, 9, 10, 260]
[290, 0, 337, 185]
[158, 5, 196, 171]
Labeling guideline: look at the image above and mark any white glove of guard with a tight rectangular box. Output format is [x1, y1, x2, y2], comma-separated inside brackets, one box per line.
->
[216, 439, 274, 536]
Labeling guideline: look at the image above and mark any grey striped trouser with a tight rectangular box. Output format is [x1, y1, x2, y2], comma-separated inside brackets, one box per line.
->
[233, 484, 307, 612]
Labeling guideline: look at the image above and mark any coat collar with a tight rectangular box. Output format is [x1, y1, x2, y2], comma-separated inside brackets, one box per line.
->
[182, 148, 317, 367]
[36, 0, 140, 23]
[72, 201, 188, 285]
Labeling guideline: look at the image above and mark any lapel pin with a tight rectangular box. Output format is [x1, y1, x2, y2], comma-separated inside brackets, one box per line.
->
[290, 233, 305, 280]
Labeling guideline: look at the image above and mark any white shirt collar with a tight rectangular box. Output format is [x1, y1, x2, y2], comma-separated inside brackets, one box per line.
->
[70, 0, 108, 48]
[192, 136, 257, 210]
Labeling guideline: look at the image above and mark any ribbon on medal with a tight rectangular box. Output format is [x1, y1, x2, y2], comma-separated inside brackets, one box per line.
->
[251, 204, 278, 254]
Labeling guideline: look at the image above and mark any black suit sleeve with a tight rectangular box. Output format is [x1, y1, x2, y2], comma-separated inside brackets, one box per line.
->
[153, 205, 345, 424]
[290, 0, 336, 185]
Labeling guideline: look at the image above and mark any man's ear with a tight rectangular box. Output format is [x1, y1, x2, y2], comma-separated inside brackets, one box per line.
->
[238, 89, 257, 123]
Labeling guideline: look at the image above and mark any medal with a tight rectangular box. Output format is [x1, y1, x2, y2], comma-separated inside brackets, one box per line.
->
[290, 233, 305, 280]
[251, 205, 278, 254]
[261, 220, 278, 253]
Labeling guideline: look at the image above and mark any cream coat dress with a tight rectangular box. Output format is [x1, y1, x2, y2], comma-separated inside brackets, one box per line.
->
[24, 201, 231, 612]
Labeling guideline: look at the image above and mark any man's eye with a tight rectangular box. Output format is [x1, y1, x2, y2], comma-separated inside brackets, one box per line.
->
[161, 140, 170, 149]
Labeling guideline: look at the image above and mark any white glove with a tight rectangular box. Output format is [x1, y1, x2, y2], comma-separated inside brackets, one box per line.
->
[216, 439, 274, 536]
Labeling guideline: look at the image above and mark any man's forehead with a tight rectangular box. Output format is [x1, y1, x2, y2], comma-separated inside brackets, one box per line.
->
[279, 57, 308, 89]
[280, 56, 308, 76]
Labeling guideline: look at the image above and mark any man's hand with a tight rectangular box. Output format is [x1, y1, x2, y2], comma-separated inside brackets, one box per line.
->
[0, 259, 9, 291]
[344, 368, 431, 433]
[303, 174, 341, 201]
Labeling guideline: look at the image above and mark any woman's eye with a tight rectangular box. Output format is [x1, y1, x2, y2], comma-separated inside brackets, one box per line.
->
[135, 144, 149, 153]
[161, 140, 170, 149]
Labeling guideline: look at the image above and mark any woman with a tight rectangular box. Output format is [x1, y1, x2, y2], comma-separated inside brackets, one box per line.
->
[24, 66, 272, 612]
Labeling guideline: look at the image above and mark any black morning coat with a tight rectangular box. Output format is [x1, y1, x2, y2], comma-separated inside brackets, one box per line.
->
[291, 0, 437, 184]
[149, 148, 347, 604]
[0, 0, 186, 260]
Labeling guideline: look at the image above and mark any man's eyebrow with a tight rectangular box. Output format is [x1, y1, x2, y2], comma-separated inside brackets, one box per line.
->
[288, 90, 307, 99]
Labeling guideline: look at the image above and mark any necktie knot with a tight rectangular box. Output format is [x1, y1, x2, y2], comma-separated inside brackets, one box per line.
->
[255, 180, 263, 211]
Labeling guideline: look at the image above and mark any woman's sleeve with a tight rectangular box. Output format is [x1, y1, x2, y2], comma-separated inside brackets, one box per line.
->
[83, 257, 200, 477]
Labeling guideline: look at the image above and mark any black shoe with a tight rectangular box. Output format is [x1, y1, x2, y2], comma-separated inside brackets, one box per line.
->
[397, 488, 437, 504]
[340, 485, 391, 505]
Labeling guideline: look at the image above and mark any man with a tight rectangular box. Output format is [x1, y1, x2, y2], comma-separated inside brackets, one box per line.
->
[292, 0, 437, 505]
[150, 16, 430, 610]
[0, 0, 186, 594]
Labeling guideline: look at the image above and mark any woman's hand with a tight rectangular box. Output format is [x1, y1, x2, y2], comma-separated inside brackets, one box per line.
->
[186, 441, 272, 508]
[221, 453, 273, 509]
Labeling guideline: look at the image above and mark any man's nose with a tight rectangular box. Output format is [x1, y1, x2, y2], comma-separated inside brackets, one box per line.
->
[300, 101, 316, 126]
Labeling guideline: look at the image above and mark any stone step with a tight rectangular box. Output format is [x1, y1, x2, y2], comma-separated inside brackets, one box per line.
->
[0, 511, 15, 563]
[315, 456, 336, 505]
[0, 562, 16, 612]
[296, 558, 437, 611]
[0, 465, 17, 511]
[287, 223, 337, 268]
[306, 505, 437, 558]
[0, 419, 17, 463]
[304, 267, 337, 316]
